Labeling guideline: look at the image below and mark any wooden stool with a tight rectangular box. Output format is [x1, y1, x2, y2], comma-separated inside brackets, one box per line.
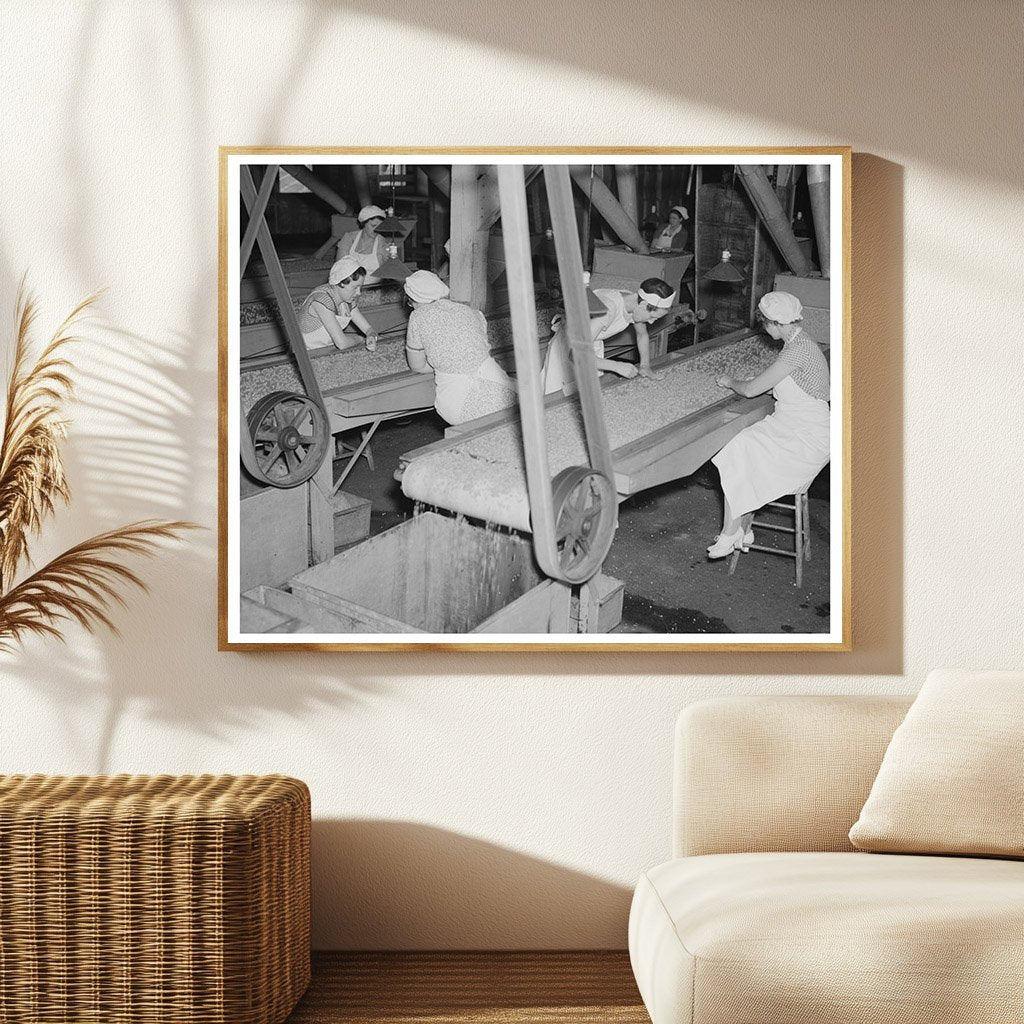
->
[335, 428, 374, 472]
[728, 489, 811, 587]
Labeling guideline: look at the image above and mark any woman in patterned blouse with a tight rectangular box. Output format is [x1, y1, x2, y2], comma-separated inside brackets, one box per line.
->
[403, 270, 517, 426]
[707, 290, 831, 558]
[296, 255, 379, 352]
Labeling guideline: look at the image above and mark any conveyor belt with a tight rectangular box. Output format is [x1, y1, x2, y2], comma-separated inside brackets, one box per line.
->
[398, 334, 777, 533]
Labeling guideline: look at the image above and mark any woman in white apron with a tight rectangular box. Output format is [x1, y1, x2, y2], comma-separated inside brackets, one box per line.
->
[336, 204, 388, 279]
[402, 270, 517, 426]
[542, 278, 675, 395]
[651, 206, 689, 252]
[296, 255, 379, 352]
[707, 291, 831, 558]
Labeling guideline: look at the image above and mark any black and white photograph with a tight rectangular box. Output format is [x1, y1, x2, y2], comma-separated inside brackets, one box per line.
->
[220, 150, 849, 648]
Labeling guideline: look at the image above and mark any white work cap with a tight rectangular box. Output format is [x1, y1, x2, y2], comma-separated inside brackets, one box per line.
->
[357, 204, 387, 224]
[329, 256, 362, 284]
[757, 291, 803, 324]
[404, 270, 450, 303]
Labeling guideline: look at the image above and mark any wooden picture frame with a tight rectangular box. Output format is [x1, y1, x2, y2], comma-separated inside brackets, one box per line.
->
[219, 148, 851, 651]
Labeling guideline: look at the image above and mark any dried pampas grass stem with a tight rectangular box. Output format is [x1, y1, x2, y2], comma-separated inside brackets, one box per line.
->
[0, 281, 198, 651]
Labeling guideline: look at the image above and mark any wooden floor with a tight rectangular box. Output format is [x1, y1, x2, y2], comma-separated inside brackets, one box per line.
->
[287, 951, 649, 1023]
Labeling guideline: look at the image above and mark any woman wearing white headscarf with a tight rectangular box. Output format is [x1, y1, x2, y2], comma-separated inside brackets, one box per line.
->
[336, 204, 389, 279]
[651, 206, 689, 252]
[542, 278, 675, 395]
[296, 256, 379, 351]
[706, 290, 831, 558]
[403, 270, 517, 426]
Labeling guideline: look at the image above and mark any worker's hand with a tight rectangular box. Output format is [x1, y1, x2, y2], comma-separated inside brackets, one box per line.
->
[617, 364, 639, 380]
[639, 366, 666, 382]
[365, 334, 378, 353]
[716, 375, 733, 389]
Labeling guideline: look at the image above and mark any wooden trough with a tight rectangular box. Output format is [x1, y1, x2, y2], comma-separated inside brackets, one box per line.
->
[272, 512, 622, 634]
[397, 330, 778, 533]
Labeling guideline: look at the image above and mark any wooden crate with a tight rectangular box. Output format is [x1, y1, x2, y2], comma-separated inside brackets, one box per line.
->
[592, 245, 693, 296]
[291, 512, 578, 634]
[583, 573, 625, 633]
[333, 490, 372, 549]
[240, 482, 309, 591]
[0, 775, 310, 1024]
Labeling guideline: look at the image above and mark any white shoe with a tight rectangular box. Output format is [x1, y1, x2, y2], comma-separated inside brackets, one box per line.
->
[707, 528, 746, 559]
[743, 528, 754, 547]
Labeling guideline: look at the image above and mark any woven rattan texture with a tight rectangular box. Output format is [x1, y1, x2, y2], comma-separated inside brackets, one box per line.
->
[0, 774, 310, 1024]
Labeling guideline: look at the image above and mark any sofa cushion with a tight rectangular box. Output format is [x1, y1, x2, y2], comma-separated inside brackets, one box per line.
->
[629, 852, 1024, 1024]
[849, 668, 1024, 857]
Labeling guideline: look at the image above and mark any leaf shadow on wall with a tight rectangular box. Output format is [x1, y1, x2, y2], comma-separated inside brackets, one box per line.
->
[0, 3, 398, 772]
[0, 318, 389, 773]
[311, 819, 634, 950]
[331, 1, 1022, 190]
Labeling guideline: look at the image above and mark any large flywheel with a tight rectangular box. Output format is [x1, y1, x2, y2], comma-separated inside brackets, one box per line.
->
[551, 467, 618, 583]
[245, 391, 330, 487]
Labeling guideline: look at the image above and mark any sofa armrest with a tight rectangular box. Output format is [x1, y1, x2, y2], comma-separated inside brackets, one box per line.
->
[674, 695, 912, 857]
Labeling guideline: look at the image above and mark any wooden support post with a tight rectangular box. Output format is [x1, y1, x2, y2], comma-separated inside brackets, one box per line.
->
[692, 165, 703, 346]
[450, 164, 489, 310]
[239, 167, 325, 410]
[239, 166, 277, 280]
[308, 454, 335, 565]
[479, 166, 539, 232]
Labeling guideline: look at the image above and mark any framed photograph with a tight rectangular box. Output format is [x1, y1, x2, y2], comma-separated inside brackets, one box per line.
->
[219, 148, 850, 651]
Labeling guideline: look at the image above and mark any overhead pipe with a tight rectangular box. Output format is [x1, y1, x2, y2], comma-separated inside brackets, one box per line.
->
[614, 164, 639, 226]
[735, 165, 810, 277]
[422, 165, 451, 199]
[280, 165, 352, 216]
[807, 164, 831, 276]
[568, 166, 647, 253]
[351, 165, 373, 210]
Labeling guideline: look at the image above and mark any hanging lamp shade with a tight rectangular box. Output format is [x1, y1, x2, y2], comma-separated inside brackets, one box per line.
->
[705, 249, 745, 283]
[374, 215, 406, 238]
[373, 255, 411, 281]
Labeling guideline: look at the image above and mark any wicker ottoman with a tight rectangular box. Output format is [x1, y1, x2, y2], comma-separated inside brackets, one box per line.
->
[0, 774, 310, 1024]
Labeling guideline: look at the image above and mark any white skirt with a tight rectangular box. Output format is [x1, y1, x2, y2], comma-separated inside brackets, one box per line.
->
[713, 393, 830, 516]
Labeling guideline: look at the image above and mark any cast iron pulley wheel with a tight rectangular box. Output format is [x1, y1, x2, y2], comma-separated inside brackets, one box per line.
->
[245, 391, 330, 488]
[550, 466, 617, 584]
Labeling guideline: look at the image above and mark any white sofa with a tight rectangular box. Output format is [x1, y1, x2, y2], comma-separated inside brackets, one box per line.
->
[628, 695, 1024, 1024]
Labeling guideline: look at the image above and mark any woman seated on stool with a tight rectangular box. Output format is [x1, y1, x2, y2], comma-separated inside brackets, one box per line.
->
[707, 290, 831, 558]
[403, 270, 518, 426]
[337, 205, 388, 281]
[650, 206, 689, 252]
[296, 256, 378, 352]
[542, 278, 674, 395]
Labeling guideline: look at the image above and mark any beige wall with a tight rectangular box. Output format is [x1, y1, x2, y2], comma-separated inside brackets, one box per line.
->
[1, 2, 1021, 949]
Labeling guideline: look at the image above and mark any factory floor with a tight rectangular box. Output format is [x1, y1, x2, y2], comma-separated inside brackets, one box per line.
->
[338, 413, 831, 636]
